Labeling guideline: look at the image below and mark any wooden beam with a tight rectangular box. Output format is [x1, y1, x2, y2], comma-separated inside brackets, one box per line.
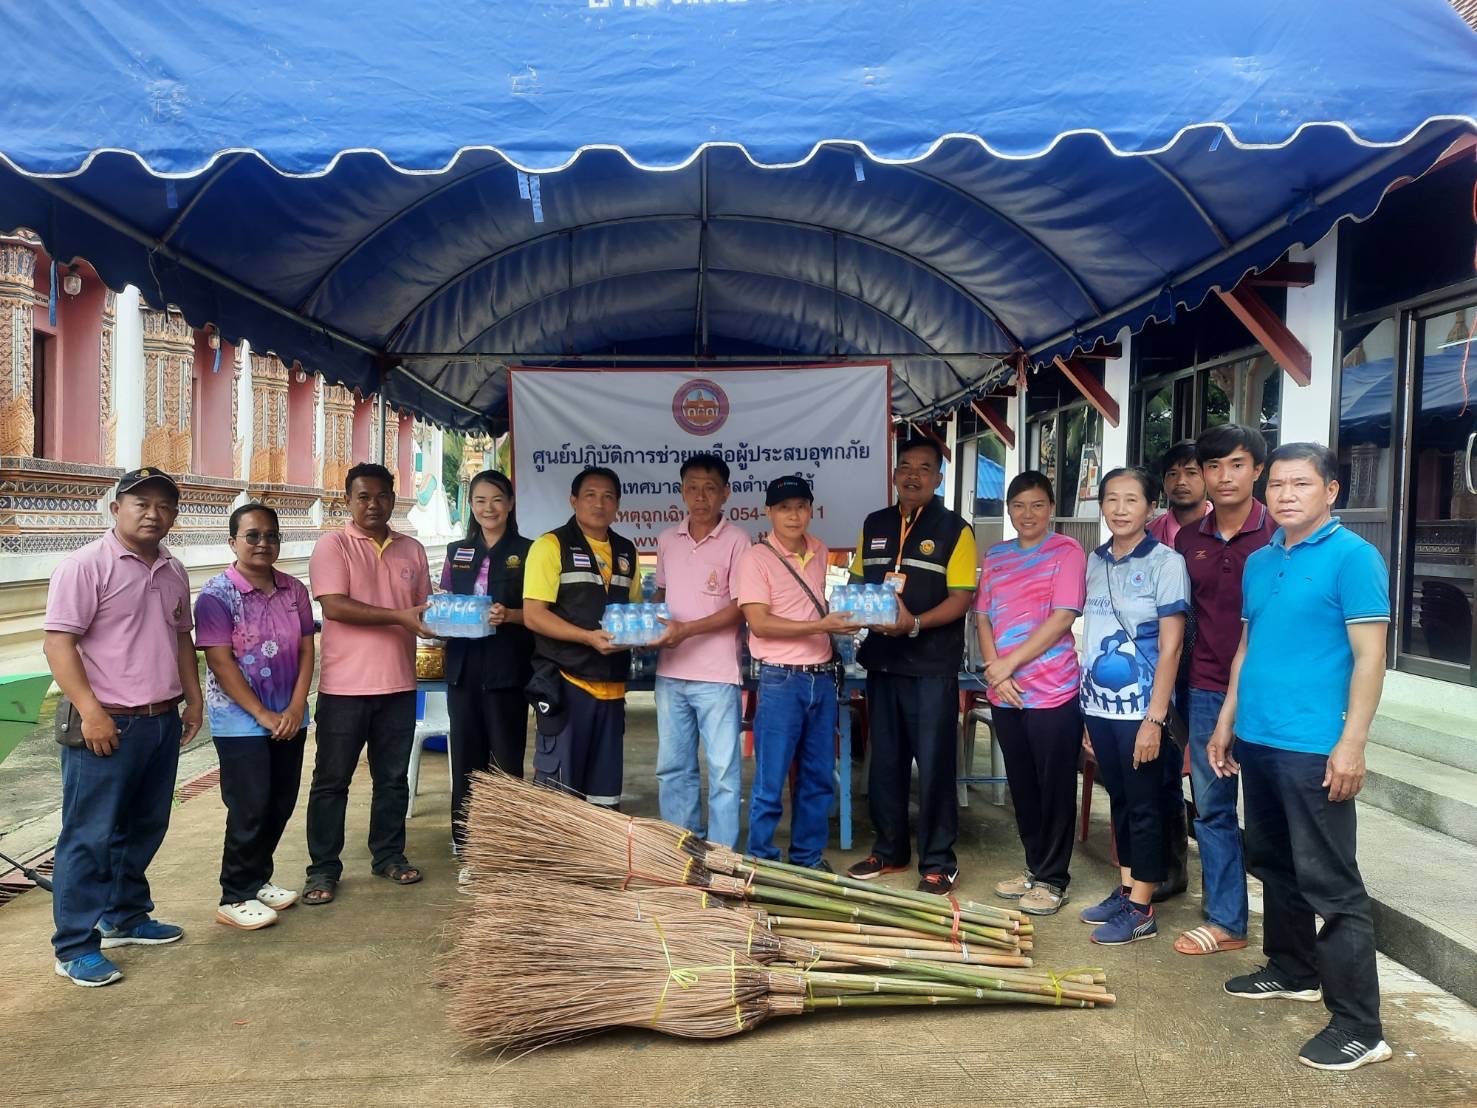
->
[1072, 341, 1123, 360]
[1215, 285, 1312, 386]
[970, 400, 1015, 450]
[1246, 260, 1316, 288]
[1052, 356, 1121, 428]
[905, 422, 952, 463]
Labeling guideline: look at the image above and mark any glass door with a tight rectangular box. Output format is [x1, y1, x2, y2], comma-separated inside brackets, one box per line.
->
[1398, 302, 1477, 684]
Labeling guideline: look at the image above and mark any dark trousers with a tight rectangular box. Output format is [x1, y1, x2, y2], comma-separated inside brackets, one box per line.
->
[1085, 715, 1169, 885]
[305, 691, 417, 880]
[992, 699, 1081, 891]
[448, 684, 529, 847]
[1241, 739, 1382, 1040]
[532, 678, 624, 807]
[51, 712, 181, 961]
[215, 731, 307, 903]
[865, 671, 960, 876]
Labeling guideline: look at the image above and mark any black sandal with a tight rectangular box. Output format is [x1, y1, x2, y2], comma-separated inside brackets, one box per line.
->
[302, 876, 338, 906]
[374, 862, 423, 885]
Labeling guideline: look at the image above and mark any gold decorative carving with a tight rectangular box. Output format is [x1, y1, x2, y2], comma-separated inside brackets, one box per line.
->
[139, 306, 194, 475]
[0, 241, 38, 458]
[249, 352, 289, 485]
[100, 290, 117, 466]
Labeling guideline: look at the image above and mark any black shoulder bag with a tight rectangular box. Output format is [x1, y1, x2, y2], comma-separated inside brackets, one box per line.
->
[1102, 563, 1188, 752]
[760, 542, 846, 683]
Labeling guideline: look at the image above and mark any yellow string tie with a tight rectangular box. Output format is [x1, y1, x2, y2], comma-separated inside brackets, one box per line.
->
[649, 919, 699, 1025]
[731, 951, 742, 1030]
[745, 918, 757, 954]
[675, 829, 692, 853]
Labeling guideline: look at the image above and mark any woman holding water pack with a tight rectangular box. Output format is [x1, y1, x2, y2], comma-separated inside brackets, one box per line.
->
[440, 470, 534, 867]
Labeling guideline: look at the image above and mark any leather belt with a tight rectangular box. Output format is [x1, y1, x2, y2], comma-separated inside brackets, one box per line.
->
[98, 696, 183, 717]
[759, 661, 835, 675]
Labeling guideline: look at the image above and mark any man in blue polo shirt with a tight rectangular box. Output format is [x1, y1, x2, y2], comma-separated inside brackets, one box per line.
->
[1207, 442, 1391, 1072]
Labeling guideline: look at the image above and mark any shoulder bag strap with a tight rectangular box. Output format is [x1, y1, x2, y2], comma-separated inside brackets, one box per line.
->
[761, 540, 829, 618]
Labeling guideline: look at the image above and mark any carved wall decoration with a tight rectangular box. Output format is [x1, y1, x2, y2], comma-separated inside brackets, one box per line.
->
[140, 306, 194, 475]
[99, 290, 117, 466]
[0, 242, 37, 458]
[319, 383, 355, 528]
[249, 352, 289, 485]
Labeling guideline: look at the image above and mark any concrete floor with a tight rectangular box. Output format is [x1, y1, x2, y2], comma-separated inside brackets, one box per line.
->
[2, 694, 1476, 1107]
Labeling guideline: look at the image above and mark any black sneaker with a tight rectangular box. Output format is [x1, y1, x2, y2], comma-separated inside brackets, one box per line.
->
[1224, 965, 1323, 1003]
[917, 870, 959, 895]
[809, 858, 835, 875]
[846, 854, 908, 881]
[1297, 1024, 1393, 1071]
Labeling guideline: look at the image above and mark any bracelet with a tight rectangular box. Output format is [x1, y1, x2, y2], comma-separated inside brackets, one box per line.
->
[1144, 714, 1168, 728]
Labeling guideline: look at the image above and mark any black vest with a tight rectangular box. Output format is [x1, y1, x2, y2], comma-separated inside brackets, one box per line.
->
[855, 497, 970, 677]
[533, 517, 637, 682]
[442, 531, 534, 691]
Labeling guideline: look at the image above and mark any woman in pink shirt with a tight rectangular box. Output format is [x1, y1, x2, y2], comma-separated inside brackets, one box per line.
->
[974, 472, 1086, 916]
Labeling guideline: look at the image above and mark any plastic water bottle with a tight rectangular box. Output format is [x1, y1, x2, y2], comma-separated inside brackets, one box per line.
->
[881, 587, 899, 625]
[602, 606, 622, 640]
[860, 583, 879, 623]
[640, 604, 658, 645]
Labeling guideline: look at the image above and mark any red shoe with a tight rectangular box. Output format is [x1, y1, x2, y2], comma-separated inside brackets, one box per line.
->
[917, 870, 960, 895]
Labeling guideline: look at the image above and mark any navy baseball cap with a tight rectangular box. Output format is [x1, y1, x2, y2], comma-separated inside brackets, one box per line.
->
[765, 474, 814, 506]
[115, 467, 180, 498]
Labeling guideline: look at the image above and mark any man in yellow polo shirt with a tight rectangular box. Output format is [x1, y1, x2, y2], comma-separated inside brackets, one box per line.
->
[523, 466, 642, 807]
[844, 437, 978, 894]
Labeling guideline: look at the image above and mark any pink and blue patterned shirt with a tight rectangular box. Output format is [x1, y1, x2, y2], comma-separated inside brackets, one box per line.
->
[975, 532, 1087, 710]
[195, 566, 315, 737]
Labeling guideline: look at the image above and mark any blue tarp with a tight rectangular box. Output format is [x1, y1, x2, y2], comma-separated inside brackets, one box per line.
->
[1, 0, 1475, 430]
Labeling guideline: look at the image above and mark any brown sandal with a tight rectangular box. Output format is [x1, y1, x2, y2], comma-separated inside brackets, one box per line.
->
[301, 877, 337, 906]
[374, 862, 423, 885]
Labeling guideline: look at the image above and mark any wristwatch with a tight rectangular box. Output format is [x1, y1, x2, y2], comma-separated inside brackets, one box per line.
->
[908, 617, 922, 638]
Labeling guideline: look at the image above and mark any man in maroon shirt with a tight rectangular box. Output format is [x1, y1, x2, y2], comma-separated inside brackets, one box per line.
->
[1172, 423, 1275, 957]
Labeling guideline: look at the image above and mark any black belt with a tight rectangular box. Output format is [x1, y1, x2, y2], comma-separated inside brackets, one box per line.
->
[98, 697, 182, 717]
[759, 661, 835, 675]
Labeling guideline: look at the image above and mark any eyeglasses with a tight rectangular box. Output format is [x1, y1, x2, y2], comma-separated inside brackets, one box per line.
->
[239, 531, 282, 546]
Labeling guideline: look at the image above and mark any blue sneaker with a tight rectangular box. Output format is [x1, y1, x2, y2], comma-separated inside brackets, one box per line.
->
[1090, 903, 1159, 946]
[99, 919, 184, 948]
[54, 952, 123, 987]
[1078, 886, 1129, 925]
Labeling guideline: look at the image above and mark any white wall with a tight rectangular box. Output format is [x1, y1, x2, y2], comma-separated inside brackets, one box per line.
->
[1280, 228, 1339, 445]
[1098, 328, 1134, 544]
[113, 286, 144, 472]
[1000, 390, 1023, 540]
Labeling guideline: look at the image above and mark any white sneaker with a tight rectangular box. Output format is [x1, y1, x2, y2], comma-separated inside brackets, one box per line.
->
[215, 899, 278, 931]
[256, 883, 299, 910]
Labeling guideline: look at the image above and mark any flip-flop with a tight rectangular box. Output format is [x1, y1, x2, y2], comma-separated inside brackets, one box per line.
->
[1175, 925, 1249, 955]
[301, 877, 338, 906]
[374, 862, 423, 885]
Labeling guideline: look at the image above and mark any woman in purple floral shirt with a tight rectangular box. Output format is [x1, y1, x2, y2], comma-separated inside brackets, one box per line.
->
[195, 504, 316, 931]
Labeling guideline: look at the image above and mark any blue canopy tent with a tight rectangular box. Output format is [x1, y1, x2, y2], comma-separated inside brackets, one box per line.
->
[1, 0, 1475, 431]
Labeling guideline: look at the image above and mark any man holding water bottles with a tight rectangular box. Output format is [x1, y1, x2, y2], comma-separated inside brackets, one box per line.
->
[845, 437, 978, 894]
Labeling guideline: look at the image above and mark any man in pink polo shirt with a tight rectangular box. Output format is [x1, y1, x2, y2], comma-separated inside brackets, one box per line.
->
[43, 468, 204, 987]
[651, 453, 751, 849]
[303, 462, 431, 906]
[737, 475, 858, 870]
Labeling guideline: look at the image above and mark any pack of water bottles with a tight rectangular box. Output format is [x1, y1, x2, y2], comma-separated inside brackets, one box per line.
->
[601, 602, 672, 647]
[829, 582, 900, 626]
[426, 594, 494, 638]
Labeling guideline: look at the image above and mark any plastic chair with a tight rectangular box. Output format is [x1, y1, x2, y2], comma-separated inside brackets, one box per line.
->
[407, 684, 452, 819]
[956, 689, 1006, 807]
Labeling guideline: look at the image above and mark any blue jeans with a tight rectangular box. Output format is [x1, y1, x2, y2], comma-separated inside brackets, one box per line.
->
[1188, 688, 1248, 937]
[51, 712, 182, 961]
[746, 665, 837, 866]
[655, 677, 743, 849]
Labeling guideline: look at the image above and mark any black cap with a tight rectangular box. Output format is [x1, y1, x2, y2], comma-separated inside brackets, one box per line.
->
[765, 474, 814, 506]
[115, 467, 180, 498]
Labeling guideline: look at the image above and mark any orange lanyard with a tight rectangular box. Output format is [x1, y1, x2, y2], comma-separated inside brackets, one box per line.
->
[894, 507, 920, 572]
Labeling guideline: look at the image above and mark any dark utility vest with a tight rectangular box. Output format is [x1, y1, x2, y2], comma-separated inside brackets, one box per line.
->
[442, 531, 534, 691]
[855, 497, 970, 677]
[533, 516, 637, 682]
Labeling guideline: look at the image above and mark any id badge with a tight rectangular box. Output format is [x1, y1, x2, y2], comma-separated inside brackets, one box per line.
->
[882, 571, 907, 593]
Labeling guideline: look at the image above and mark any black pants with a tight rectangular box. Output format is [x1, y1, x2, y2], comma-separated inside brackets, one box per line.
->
[305, 691, 417, 880]
[1085, 715, 1169, 885]
[865, 671, 959, 876]
[1241, 739, 1382, 1040]
[533, 678, 625, 807]
[447, 683, 529, 848]
[215, 731, 307, 903]
[992, 699, 1081, 891]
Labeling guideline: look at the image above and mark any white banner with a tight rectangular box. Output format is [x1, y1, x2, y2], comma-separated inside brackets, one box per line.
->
[509, 364, 892, 549]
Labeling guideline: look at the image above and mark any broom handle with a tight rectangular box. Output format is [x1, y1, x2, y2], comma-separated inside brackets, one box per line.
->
[744, 887, 1018, 950]
[804, 992, 1093, 1011]
[732, 854, 1021, 921]
[736, 863, 1018, 931]
[808, 941, 1032, 968]
[805, 970, 1107, 1001]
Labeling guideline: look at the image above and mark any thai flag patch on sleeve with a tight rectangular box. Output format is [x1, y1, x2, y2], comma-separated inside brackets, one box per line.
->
[572, 552, 592, 568]
[869, 537, 889, 550]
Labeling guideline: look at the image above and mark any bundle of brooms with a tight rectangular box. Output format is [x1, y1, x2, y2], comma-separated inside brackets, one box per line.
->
[445, 771, 1113, 1053]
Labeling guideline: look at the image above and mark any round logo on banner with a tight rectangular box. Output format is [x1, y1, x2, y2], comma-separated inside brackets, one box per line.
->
[672, 378, 730, 436]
